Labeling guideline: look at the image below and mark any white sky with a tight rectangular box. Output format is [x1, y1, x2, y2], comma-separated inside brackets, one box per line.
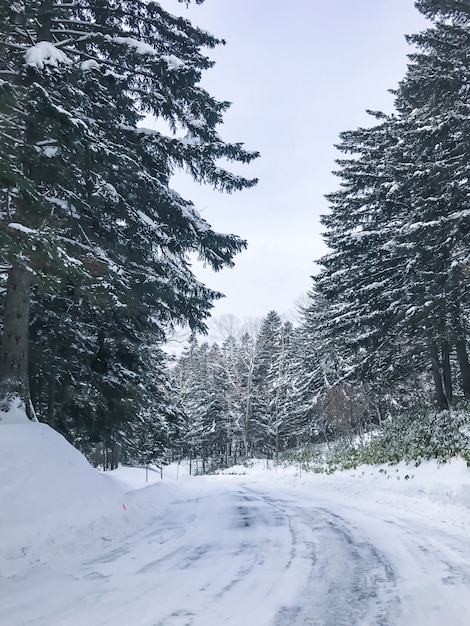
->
[162, 0, 428, 323]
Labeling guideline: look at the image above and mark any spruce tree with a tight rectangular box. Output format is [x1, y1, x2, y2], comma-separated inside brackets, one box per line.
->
[316, 114, 419, 393]
[251, 311, 283, 456]
[312, 0, 470, 410]
[0, 0, 258, 418]
[173, 337, 229, 471]
[391, 1, 470, 405]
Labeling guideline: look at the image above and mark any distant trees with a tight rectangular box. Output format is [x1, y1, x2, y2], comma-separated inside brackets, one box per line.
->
[0, 1, 257, 462]
[173, 337, 229, 471]
[172, 312, 311, 467]
[173, 1, 470, 468]
[171, 307, 387, 468]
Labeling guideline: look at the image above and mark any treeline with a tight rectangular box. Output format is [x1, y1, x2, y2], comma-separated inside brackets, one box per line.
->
[171, 311, 385, 468]
[173, 0, 470, 468]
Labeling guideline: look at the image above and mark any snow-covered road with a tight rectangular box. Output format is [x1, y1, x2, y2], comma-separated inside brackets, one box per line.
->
[3, 473, 470, 626]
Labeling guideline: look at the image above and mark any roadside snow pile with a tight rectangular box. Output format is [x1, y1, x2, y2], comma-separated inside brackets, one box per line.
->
[0, 422, 199, 582]
[0, 397, 31, 423]
[218, 457, 470, 533]
[0, 422, 126, 576]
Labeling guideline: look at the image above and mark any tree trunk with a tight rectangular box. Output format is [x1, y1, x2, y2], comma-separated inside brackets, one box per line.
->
[455, 339, 470, 399]
[448, 301, 470, 399]
[0, 264, 35, 418]
[441, 339, 453, 406]
[37, 0, 54, 41]
[427, 337, 449, 410]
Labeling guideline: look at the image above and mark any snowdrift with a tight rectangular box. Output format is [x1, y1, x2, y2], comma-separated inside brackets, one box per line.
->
[0, 422, 125, 576]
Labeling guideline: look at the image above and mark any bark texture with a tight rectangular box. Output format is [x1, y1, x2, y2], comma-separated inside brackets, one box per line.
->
[0, 264, 34, 418]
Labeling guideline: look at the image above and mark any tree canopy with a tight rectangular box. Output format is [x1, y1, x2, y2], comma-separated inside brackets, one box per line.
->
[0, 1, 258, 459]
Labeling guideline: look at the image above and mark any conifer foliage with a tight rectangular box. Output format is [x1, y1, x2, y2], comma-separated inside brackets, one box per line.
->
[172, 313, 307, 468]
[308, 0, 470, 411]
[0, 1, 257, 456]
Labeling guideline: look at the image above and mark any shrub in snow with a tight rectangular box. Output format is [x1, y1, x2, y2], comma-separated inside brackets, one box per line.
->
[280, 405, 470, 473]
[348, 406, 470, 468]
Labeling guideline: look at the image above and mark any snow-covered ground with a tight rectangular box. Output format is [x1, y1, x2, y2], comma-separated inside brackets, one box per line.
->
[1, 421, 470, 625]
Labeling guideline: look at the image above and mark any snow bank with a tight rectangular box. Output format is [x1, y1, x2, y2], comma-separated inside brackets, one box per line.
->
[0, 423, 119, 522]
[0, 422, 197, 581]
[0, 397, 30, 423]
[218, 457, 470, 534]
[0, 423, 126, 576]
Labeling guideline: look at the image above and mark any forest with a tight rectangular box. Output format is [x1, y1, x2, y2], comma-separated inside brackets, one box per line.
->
[0, 0, 469, 471]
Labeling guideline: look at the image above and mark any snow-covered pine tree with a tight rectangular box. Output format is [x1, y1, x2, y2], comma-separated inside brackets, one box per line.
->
[29, 281, 182, 464]
[250, 310, 283, 457]
[215, 330, 259, 459]
[416, 0, 470, 21]
[0, 0, 258, 418]
[315, 114, 419, 395]
[296, 290, 343, 443]
[236, 331, 258, 457]
[215, 335, 246, 463]
[120, 346, 184, 470]
[312, 1, 470, 410]
[389, 0, 470, 406]
[275, 319, 315, 448]
[264, 320, 301, 458]
[173, 338, 205, 460]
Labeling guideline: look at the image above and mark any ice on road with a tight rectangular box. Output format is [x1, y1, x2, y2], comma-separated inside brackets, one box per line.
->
[2, 424, 470, 625]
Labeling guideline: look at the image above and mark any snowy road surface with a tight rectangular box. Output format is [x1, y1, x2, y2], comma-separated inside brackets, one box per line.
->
[3, 473, 470, 626]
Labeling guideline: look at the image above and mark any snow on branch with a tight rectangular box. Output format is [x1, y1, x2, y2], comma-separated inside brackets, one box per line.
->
[104, 36, 185, 70]
[25, 41, 71, 69]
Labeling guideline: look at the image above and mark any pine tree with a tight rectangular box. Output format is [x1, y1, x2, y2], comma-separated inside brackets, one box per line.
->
[265, 321, 300, 458]
[390, 2, 470, 406]
[173, 337, 229, 472]
[0, 0, 258, 417]
[28, 282, 183, 464]
[312, 1, 470, 410]
[215, 330, 259, 459]
[316, 114, 419, 394]
[416, 0, 470, 21]
[251, 311, 283, 457]
[120, 348, 184, 470]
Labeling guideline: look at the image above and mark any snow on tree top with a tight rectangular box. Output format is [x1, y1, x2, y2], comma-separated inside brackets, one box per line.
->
[137, 209, 161, 231]
[180, 206, 210, 232]
[161, 55, 185, 71]
[25, 42, 71, 69]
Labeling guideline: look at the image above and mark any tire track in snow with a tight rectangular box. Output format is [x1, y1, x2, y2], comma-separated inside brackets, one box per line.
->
[247, 490, 400, 626]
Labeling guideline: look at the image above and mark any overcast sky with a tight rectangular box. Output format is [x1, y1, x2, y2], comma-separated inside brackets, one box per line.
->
[162, 0, 428, 325]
